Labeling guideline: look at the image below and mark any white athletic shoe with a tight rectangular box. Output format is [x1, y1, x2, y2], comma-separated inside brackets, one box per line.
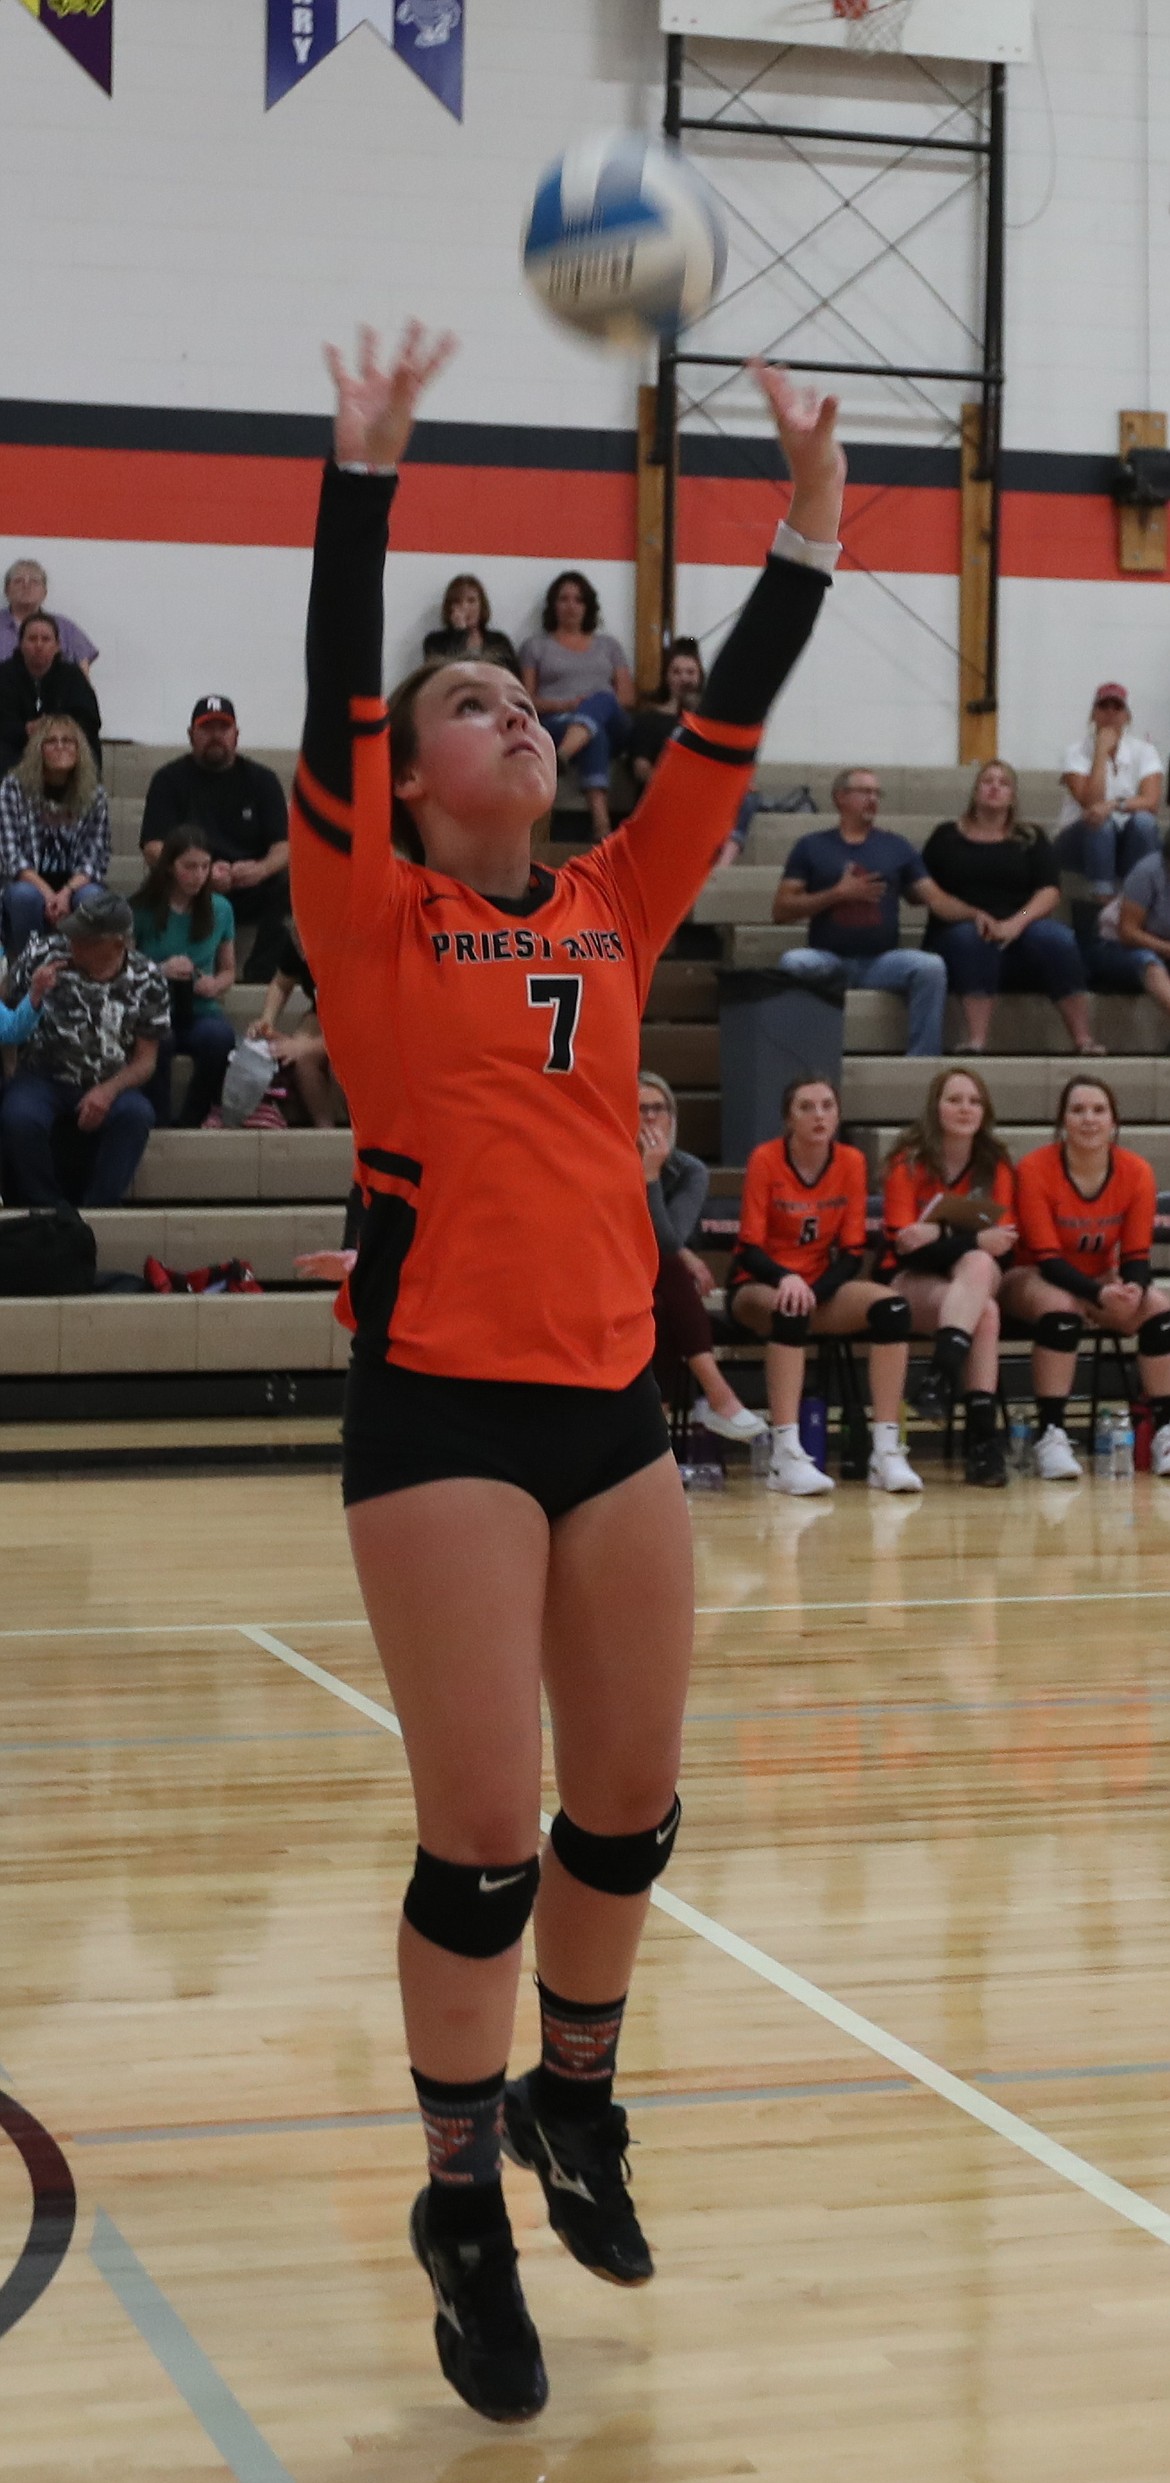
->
[692, 1397, 769, 1443]
[867, 1443, 924, 1494]
[1033, 1424, 1082, 1481]
[766, 1437, 835, 1496]
[1152, 1422, 1170, 1477]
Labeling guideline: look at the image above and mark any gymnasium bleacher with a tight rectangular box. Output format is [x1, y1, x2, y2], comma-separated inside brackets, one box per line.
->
[2, 743, 1164, 1448]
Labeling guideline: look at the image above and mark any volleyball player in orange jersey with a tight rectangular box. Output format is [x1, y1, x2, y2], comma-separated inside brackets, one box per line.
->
[1001, 1075, 1170, 1480]
[726, 1077, 923, 1496]
[290, 323, 844, 2423]
[881, 1068, 1016, 1486]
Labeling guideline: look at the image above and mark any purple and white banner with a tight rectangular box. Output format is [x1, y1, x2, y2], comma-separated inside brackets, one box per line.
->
[266, 1, 463, 119]
[14, 0, 113, 94]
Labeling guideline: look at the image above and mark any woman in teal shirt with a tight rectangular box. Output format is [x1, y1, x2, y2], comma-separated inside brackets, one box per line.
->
[133, 829, 237, 1126]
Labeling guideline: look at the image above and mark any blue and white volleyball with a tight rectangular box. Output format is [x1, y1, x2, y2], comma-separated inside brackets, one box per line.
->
[523, 134, 727, 349]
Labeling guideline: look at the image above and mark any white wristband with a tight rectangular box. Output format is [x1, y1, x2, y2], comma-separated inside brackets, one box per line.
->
[336, 460, 397, 478]
[773, 519, 841, 576]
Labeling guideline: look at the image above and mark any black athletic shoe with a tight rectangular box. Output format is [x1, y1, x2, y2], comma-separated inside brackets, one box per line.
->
[408, 2191, 548, 2425]
[909, 1367, 952, 1425]
[502, 2071, 654, 2286]
[964, 1434, 1008, 1488]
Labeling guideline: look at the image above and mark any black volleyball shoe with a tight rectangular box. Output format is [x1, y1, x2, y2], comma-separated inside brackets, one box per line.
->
[409, 2190, 548, 2424]
[502, 2071, 654, 2286]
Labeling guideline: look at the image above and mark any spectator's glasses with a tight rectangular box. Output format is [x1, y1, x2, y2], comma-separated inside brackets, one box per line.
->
[638, 1103, 671, 1121]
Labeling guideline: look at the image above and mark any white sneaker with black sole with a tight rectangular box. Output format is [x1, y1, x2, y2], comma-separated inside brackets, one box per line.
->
[1034, 1424, 1082, 1481]
[766, 1435, 835, 1495]
[1152, 1422, 1170, 1477]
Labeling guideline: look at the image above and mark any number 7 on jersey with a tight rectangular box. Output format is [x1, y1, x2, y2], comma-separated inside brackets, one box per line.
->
[528, 974, 583, 1074]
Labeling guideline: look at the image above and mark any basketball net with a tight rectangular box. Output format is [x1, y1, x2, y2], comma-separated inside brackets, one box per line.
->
[832, 0, 914, 50]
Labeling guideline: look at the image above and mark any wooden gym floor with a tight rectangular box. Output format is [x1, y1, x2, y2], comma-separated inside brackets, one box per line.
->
[1, 1464, 1168, 2481]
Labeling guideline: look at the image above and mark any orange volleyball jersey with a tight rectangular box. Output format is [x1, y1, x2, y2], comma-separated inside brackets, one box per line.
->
[1015, 1143, 1155, 1277]
[733, 1138, 869, 1286]
[883, 1150, 1015, 1243]
[290, 463, 830, 1387]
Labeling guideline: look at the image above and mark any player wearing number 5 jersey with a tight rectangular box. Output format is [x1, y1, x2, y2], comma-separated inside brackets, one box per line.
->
[291, 323, 844, 2425]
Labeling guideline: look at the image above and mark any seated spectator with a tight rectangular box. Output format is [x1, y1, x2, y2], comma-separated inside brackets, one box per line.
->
[630, 639, 754, 870]
[1106, 833, 1170, 1025]
[638, 1071, 765, 1443]
[1, 891, 169, 1207]
[1054, 685, 1161, 943]
[772, 767, 956, 1057]
[0, 615, 103, 779]
[0, 715, 111, 955]
[726, 1076, 923, 1496]
[139, 697, 290, 980]
[0, 558, 98, 673]
[132, 830, 237, 1128]
[520, 571, 634, 839]
[881, 1068, 1016, 1486]
[246, 922, 340, 1129]
[923, 762, 1102, 1056]
[423, 575, 520, 674]
[1001, 1076, 1170, 1480]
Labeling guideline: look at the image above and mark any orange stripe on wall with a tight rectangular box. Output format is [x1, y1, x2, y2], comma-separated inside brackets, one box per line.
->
[0, 444, 1159, 583]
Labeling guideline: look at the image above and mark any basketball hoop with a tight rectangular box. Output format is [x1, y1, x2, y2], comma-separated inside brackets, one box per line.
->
[832, 0, 914, 50]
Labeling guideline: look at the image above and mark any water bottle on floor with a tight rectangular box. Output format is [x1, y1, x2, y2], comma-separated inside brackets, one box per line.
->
[1093, 1408, 1116, 1480]
[750, 1426, 774, 1478]
[1113, 1409, 1135, 1479]
[1009, 1411, 1033, 1475]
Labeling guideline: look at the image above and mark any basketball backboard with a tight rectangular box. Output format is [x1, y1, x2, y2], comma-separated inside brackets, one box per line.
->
[658, 1, 1034, 67]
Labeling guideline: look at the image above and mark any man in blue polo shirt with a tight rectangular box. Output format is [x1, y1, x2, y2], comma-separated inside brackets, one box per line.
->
[772, 767, 962, 1056]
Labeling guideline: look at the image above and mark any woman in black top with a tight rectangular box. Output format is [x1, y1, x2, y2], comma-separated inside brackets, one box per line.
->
[0, 613, 103, 779]
[924, 759, 1102, 1055]
[629, 639, 754, 867]
[423, 573, 520, 675]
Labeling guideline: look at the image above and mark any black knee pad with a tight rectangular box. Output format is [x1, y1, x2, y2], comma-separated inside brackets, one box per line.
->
[549, 1798, 681, 1897]
[770, 1309, 811, 1346]
[1139, 1309, 1170, 1357]
[402, 1846, 540, 1959]
[866, 1294, 912, 1343]
[1035, 1310, 1083, 1352]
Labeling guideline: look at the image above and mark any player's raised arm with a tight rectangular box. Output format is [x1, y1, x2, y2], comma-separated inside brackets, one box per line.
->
[596, 368, 846, 978]
[292, 324, 456, 947]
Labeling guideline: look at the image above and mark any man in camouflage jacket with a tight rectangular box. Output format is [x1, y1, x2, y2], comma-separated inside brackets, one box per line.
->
[2, 891, 170, 1206]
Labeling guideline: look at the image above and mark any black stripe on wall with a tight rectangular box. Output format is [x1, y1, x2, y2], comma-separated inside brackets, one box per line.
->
[0, 398, 1121, 498]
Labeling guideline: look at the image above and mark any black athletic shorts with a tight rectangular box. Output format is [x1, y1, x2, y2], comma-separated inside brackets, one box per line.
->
[342, 1352, 670, 1518]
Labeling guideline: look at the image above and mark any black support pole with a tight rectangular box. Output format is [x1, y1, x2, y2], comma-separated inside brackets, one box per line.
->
[656, 31, 685, 648]
[972, 62, 1007, 721]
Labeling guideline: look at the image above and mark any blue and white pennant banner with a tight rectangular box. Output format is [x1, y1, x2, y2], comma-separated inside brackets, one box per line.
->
[267, 1, 463, 119]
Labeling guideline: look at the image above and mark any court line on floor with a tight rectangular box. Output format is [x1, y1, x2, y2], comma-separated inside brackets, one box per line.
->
[90, 2211, 295, 2483]
[240, 1624, 1170, 2256]
[6, 1579, 1170, 1642]
[66, 2058, 1170, 2149]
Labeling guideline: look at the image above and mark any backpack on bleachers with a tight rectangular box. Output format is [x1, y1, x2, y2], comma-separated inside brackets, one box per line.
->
[0, 1204, 96, 1295]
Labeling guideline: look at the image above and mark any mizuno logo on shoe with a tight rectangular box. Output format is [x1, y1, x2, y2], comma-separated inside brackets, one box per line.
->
[534, 2121, 594, 2201]
[479, 1869, 527, 1893]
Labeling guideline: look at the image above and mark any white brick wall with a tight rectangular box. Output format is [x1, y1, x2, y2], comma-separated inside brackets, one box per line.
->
[1, 0, 1166, 772]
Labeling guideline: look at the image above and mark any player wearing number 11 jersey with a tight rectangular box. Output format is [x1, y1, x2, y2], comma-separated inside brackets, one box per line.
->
[290, 323, 844, 2427]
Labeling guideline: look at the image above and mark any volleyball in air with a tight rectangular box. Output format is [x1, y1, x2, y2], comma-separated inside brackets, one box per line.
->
[522, 134, 727, 349]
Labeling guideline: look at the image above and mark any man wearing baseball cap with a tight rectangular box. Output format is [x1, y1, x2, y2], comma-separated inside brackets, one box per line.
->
[1056, 684, 1161, 896]
[0, 890, 171, 1207]
[139, 696, 290, 978]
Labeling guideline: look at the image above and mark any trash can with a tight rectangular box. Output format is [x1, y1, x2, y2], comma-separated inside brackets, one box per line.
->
[716, 964, 846, 1164]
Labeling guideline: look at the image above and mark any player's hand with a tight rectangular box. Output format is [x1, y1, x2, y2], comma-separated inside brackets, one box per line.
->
[325, 322, 458, 472]
[678, 1245, 716, 1298]
[774, 1273, 815, 1318]
[977, 1223, 1016, 1257]
[898, 1221, 942, 1253]
[294, 1249, 356, 1283]
[1099, 1278, 1143, 1316]
[750, 362, 846, 546]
